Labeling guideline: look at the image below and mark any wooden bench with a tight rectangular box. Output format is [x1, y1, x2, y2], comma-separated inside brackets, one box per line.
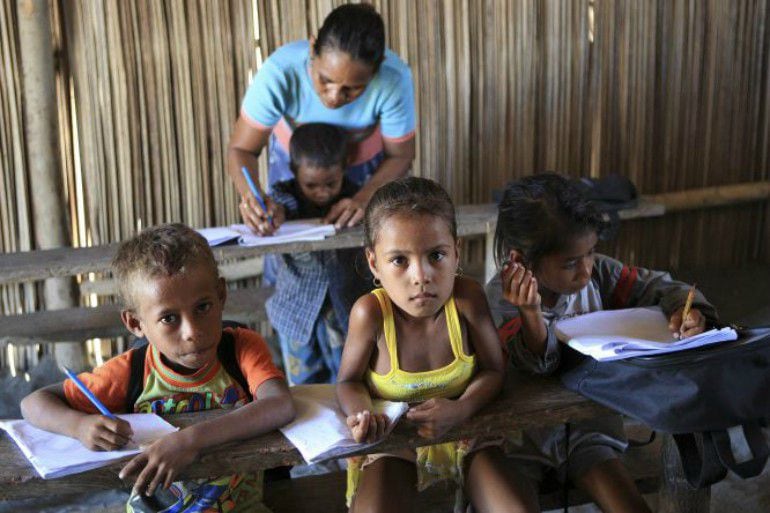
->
[0, 287, 273, 345]
[0, 374, 708, 512]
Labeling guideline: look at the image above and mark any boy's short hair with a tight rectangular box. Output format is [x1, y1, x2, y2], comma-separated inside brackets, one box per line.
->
[289, 123, 349, 174]
[112, 223, 219, 309]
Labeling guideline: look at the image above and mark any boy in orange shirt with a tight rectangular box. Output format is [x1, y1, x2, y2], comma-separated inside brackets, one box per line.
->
[21, 223, 295, 512]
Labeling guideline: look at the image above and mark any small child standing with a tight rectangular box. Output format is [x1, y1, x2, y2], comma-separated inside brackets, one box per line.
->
[337, 177, 532, 513]
[266, 122, 370, 385]
[487, 173, 717, 512]
[21, 224, 295, 513]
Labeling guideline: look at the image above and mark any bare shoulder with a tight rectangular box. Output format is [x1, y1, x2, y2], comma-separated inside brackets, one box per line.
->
[452, 276, 491, 318]
[348, 293, 383, 341]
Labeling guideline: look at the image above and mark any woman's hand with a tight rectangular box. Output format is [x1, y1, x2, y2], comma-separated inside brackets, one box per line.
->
[668, 307, 706, 338]
[239, 194, 282, 235]
[345, 410, 388, 443]
[406, 398, 467, 439]
[501, 262, 541, 311]
[324, 198, 365, 229]
[119, 431, 200, 497]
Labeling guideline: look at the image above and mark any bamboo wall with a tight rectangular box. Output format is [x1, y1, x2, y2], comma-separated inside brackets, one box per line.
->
[2, 0, 770, 297]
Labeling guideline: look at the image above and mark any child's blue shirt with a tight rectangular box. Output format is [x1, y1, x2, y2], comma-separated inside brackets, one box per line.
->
[265, 178, 370, 345]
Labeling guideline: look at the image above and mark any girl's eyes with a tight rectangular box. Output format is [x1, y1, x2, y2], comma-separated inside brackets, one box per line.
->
[196, 302, 213, 314]
[429, 251, 445, 262]
[390, 256, 407, 266]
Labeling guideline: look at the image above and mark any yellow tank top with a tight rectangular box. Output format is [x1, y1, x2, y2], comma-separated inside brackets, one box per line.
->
[365, 288, 475, 402]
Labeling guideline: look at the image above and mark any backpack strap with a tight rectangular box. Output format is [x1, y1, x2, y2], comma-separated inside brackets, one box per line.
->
[218, 327, 253, 402]
[711, 423, 769, 479]
[672, 432, 728, 488]
[609, 265, 638, 309]
[126, 343, 149, 413]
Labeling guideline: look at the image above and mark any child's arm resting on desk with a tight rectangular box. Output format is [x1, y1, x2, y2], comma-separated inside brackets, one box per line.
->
[336, 294, 390, 444]
[20, 382, 134, 451]
[407, 278, 505, 439]
[119, 377, 294, 497]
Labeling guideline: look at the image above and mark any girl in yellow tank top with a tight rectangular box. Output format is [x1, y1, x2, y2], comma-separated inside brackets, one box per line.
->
[336, 178, 532, 513]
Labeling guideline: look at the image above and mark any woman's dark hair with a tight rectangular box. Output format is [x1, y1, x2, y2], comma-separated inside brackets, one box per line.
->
[289, 123, 349, 174]
[314, 3, 385, 70]
[364, 177, 457, 248]
[493, 173, 609, 268]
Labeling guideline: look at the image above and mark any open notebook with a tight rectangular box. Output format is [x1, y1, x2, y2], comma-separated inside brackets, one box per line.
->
[0, 413, 178, 478]
[197, 220, 335, 248]
[554, 307, 738, 361]
[280, 384, 408, 464]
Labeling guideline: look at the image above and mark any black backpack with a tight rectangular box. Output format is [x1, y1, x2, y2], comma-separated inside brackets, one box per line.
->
[125, 321, 252, 413]
[560, 325, 770, 488]
[571, 175, 638, 239]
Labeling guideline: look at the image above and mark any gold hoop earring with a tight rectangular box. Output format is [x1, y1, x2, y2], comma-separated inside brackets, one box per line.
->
[373, 277, 382, 287]
[456, 266, 464, 276]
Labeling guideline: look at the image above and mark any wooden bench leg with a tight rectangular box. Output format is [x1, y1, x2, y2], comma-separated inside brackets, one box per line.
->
[657, 434, 710, 513]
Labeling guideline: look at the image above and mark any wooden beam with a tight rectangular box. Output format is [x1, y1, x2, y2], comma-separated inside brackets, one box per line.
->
[647, 181, 770, 213]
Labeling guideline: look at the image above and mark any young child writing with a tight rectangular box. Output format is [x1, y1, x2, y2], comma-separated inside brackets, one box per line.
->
[21, 224, 295, 512]
[265, 122, 370, 385]
[337, 177, 528, 513]
[486, 173, 717, 512]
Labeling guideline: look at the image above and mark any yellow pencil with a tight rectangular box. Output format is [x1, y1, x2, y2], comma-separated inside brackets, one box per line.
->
[679, 285, 696, 338]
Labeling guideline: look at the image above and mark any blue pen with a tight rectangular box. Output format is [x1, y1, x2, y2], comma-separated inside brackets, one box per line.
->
[62, 366, 117, 419]
[241, 166, 274, 227]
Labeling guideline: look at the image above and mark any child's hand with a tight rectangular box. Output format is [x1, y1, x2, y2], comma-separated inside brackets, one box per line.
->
[119, 431, 200, 497]
[406, 398, 466, 439]
[346, 410, 388, 443]
[669, 307, 706, 338]
[76, 415, 133, 451]
[501, 262, 541, 311]
[324, 198, 364, 229]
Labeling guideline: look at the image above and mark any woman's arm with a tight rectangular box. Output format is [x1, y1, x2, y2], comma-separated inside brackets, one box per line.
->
[336, 294, 389, 442]
[324, 137, 415, 228]
[227, 117, 276, 234]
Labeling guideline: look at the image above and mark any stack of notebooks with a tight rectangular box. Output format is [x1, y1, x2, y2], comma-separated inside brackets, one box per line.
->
[197, 220, 335, 247]
[554, 307, 738, 361]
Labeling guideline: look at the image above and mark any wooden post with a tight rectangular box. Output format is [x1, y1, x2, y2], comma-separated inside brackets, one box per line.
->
[658, 434, 710, 513]
[17, 0, 83, 370]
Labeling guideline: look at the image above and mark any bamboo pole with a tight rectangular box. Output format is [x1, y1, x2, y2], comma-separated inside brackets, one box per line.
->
[647, 182, 770, 213]
[16, 0, 83, 370]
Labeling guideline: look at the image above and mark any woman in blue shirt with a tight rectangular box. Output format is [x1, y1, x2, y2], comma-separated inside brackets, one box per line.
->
[227, 4, 416, 235]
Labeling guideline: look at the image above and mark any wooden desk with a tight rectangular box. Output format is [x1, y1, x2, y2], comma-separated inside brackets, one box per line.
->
[0, 375, 613, 500]
[0, 201, 664, 286]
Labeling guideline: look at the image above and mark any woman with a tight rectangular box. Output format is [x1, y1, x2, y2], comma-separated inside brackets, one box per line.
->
[228, 3, 416, 235]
